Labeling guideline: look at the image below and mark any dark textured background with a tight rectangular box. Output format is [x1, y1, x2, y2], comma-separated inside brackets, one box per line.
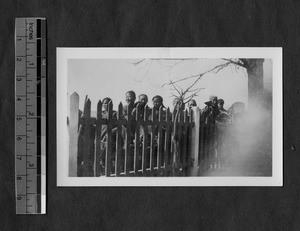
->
[0, 0, 299, 230]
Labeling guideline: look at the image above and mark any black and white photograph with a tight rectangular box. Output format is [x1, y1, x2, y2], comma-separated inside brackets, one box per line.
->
[57, 48, 282, 186]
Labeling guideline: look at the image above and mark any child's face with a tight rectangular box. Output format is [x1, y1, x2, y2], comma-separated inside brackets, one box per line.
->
[125, 93, 135, 104]
[211, 98, 218, 107]
[218, 103, 224, 110]
[139, 95, 148, 106]
[152, 97, 162, 109]
[102, 99, 111, 111]
[188, 100, 196, 107]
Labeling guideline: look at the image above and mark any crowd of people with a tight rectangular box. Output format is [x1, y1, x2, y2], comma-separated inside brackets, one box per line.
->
[102, 90, 232, 125]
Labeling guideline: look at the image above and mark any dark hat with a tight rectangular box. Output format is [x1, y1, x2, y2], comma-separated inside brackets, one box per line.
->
[126, 90, 136, 98]
[218, 99, 224, 104]
[204, 101, 213, 106]
[152, 95, 163, 102]
[209, 95, 218, 101]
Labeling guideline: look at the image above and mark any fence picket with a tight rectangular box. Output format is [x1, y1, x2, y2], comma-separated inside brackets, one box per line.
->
[142, 106, 149, 174]
[69, 92, 79, 177]
[105, 103, 113, 176]
[95, 100, 103, 177]
[82, 98, 91, 176]
[182, 110, 188, 175]
[150, 108, 155, 173]
[177, 111, 183, 175]
[133, 104, 140, 175]
[188, 107, 200, 176]
[115, 102, 123, 176]
[157, 106, 164, 174]
[164, 108, 171, 176]
[124, 103, 134, 175]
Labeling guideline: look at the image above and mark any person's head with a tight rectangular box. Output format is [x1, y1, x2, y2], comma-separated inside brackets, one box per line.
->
[152, 95, 163, 110]
[102, 97, 113, 111]
[218, 99, 225, 110]
[125, 91, 136, 105]
[173, 97, 185, 111]
[209, 95, 218, 107]
[138, 94, 148, 107]
[188, 99, 197, 108]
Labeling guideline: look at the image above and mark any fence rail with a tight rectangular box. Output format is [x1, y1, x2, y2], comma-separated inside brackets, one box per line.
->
[68, 92, 229, 177]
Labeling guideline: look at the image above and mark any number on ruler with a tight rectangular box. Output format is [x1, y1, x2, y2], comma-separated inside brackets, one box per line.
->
[17, 156, 22, 160]
[28, 112, 34, 116]
[17, 176, 22, 180]
[17, 57, 22, 62]
[17, 98, 22, 101]
[17, 196, 22, 200]
[16, 117, 22, 121]
[16, 78, 22, 81]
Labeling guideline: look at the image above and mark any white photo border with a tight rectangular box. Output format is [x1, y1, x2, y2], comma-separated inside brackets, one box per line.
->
[57, 47, 282, 187]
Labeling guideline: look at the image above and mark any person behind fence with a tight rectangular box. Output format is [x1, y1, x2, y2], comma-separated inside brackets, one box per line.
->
[123, 90, 137, 118]
[151, 95, 166, 120]
[132, 94, 151, 169]
[200, 95, 220, 124]
[132, 94, 151, 120]
[172, 97, 186, 166]
[216, 98, 231, 124]
[122, 91, 137, 171]
[217, 99, 227, 113]
[149, 95, 167, 168]
[188, 99, 197, 109]
[97, 97, 118, 176]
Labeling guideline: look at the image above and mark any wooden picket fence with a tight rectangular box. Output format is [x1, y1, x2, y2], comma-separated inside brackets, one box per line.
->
[68, 92, 230, 177]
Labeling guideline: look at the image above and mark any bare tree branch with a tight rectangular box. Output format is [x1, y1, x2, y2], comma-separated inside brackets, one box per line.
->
[161, 61, 231, 87]
[128, 58, 248, 105]
[222, 58, 247, 68]
[129, 59, 146, 65]
[183, 88, 204, 104]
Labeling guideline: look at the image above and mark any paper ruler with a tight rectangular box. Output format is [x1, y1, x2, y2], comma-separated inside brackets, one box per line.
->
[15, 18, 46, 214]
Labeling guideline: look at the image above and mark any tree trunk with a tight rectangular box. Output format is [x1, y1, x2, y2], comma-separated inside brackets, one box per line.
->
[246, 59, 264, 110]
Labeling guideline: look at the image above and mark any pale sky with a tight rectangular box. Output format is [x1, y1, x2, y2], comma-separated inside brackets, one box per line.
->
[68, 58, 272, 111]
